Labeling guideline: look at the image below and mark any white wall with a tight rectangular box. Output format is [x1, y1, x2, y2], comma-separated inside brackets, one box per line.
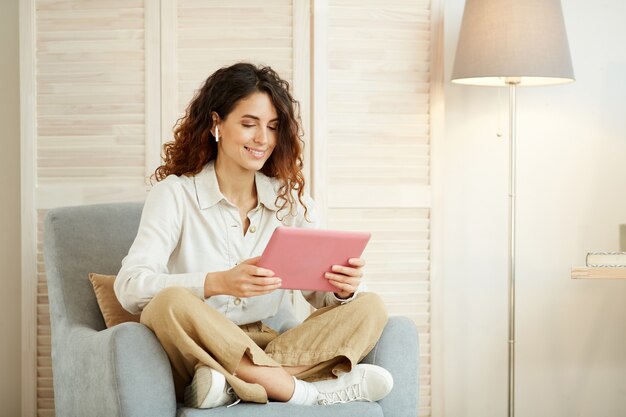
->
[441, 0, 626, 416]
[0, 0, 22, 414]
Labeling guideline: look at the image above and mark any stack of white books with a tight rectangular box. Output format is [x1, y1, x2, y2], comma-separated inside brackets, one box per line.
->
[586, 252, 626, 267]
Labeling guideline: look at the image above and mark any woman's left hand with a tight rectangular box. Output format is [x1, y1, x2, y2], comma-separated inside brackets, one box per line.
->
[325, 258, 365, 299]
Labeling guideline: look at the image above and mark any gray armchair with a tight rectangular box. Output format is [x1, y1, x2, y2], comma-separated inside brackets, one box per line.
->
[44, 202, 419, 417]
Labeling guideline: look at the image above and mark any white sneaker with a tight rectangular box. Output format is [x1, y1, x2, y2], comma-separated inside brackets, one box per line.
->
[184, 366, 237, 409]
[312, 364, 394, 405]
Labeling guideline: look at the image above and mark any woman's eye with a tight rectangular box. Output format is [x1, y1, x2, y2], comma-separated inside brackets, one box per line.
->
[242, 124, 255, 128]
[269, 125, 278, 131]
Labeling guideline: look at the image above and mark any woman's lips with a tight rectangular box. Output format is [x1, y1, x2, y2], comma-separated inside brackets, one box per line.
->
[244, 146, 266, 159]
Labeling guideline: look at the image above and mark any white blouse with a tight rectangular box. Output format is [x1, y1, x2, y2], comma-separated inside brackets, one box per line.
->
[114, 161, 360, 325]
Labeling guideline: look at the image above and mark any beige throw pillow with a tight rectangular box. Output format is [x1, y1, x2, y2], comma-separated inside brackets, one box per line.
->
[89, 273, 141, 328]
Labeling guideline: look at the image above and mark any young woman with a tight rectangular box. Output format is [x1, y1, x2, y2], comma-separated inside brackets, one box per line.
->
[114, 63, 392, 408]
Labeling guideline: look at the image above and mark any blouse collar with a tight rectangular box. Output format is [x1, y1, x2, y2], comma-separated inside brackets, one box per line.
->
[193, 160, 280, 211]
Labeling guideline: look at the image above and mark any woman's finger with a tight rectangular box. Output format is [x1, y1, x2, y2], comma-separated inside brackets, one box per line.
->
[247, 283, 282, 296]
[348, 258, 366, 267]
[330, 265, 363, 278]
[245, 265, 275, 277]
[324, 272, 360, 285]
[325, 273, 358, 288]
[250, 277, 282, 287]
[327, 279, 355, 293]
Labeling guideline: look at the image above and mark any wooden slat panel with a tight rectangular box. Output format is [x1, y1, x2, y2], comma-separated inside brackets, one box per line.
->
[326, 1, 431, 415]
[38, 103, 145, 116]
[331, 0, 430, 5]
[37, 29, 144, 41]
[35, 208, 53, 416]
[328, 207, 430, 318]
[36, 0, 143, 9]
[36, 135, 145, 146]
[37, 399, 55, 414]
[178, 26, 290, 41]
[37, 92, 145, 105]
[38, 378, 54, 389]
[36, 1, 146, 185]
[172, 0, 294, 119]
[180, 0, 288, 6]
[37, 388, 54, 399]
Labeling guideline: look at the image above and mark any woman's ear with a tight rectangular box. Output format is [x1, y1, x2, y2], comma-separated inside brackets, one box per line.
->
[210, 111, 221, 135]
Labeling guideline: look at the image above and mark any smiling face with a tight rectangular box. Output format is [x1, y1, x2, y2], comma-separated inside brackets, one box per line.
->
[212, 92, 278, 174]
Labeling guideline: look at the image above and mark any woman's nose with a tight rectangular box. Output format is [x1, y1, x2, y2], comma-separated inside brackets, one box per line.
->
[255, 127, 270, 144]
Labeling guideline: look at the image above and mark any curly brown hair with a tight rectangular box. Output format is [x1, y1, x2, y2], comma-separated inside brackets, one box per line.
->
[154, 63, 307, 219]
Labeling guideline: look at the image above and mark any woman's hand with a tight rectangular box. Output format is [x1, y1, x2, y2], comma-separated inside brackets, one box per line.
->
[325, 258, 365, 299]
[204, 256, 282, 298]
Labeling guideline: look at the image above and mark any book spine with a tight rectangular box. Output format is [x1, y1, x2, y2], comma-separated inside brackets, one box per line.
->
[586, 252, 626, 267]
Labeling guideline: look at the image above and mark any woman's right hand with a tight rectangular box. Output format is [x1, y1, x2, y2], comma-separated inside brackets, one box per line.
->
[204, 256, 282, 298]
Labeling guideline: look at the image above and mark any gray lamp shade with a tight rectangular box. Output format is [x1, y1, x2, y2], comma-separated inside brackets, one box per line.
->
[451, 0, 575, 86]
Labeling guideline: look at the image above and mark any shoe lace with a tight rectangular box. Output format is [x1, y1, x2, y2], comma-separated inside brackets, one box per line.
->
[317, 383, 370, 405]
[225, 387, 241, 408]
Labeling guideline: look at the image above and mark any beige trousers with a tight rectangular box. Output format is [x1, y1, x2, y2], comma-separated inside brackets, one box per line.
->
[140, 287, 388, 404]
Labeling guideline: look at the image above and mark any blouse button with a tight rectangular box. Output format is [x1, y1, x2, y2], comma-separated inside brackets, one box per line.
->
[234, 297, 242, 306]
[249, 225, 257, 233]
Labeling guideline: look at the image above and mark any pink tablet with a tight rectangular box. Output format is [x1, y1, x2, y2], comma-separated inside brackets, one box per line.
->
[257, 227, 371, 292]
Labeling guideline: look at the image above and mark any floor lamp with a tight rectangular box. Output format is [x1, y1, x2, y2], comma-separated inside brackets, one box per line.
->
[450, 0, 574, 416]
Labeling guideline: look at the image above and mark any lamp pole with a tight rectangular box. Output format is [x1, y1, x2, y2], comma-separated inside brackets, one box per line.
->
[507, 79, 519, 417]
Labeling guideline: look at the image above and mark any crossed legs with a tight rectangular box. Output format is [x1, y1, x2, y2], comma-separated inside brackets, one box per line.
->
[140, 287, 388, 404]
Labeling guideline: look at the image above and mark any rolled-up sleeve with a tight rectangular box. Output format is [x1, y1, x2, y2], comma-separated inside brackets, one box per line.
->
[114, 177, 206, 314]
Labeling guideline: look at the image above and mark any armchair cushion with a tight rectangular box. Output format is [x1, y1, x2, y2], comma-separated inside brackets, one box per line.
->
[89, 272, 141, 327]
[177, 402, 383, 417]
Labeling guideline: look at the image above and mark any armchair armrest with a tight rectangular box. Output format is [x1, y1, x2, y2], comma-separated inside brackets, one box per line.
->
[55, 322, 176, 417]
[361, 316, 419, 417]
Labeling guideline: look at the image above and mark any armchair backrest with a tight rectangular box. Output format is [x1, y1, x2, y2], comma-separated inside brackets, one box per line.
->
[44, 202, 144, 332]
